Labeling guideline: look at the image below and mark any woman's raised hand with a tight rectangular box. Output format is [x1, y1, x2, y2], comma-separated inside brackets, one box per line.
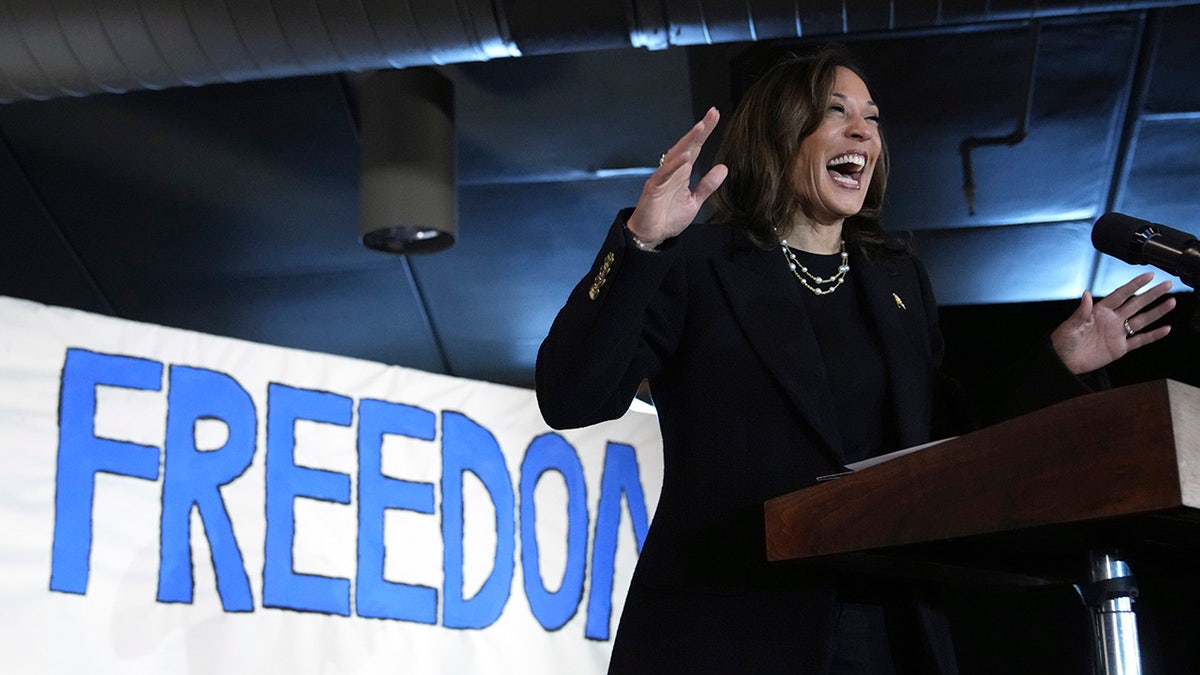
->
[1051, 272, 1177, 375]
[625, 107, 729, 248]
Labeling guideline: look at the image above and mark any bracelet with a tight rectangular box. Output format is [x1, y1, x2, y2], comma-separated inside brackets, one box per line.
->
[627, 227, 660, 253]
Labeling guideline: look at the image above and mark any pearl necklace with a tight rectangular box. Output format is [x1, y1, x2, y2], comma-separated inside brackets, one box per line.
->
[780, 238, 849, 296]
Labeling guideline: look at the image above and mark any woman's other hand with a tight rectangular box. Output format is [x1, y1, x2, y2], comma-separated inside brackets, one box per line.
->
[625, 107, 729, 248]
[1052, 272, 1177, 375]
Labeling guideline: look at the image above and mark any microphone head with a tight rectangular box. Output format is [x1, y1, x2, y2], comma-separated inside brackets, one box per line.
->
[1092, 212, 1152, 265]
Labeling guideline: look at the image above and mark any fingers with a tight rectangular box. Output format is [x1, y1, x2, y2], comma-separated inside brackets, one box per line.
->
[677, 107, 721, 156]
[631, 109, 724, 241]
[649, 152, 694, 188]
[1127, 294, 1177, 333]
[651, 109, 720, 186]
[1125, 324, 1172, 351]
[1115, 272, 1177, 341]
[1116, 280, 1173, 319]
[692, 164, 729, 203]
[644, 109, 725, 202]
[1076, 289, 1093, 320]
[1097, 271, 1157, 309]
[661, 108, 721, 172]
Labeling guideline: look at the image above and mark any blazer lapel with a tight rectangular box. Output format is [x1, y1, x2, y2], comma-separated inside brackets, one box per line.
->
[854, 253, 935, 449]
[711, 240, 846, 465]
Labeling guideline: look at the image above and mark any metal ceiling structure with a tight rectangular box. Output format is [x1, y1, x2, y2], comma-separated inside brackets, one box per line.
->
[1, 2, 1199, 388]
[2, 1, 1195, 102]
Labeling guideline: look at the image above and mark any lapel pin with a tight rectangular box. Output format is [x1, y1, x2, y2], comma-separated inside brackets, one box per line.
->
[892, 292, 907, 310]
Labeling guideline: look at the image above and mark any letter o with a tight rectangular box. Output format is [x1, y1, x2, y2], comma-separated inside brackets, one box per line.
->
[519, 433, 587, 631]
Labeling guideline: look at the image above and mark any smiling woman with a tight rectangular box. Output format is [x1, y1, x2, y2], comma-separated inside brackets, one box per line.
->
[535, 44, 1176, 674]
[708, 51, 889, 255]
[789, 70, 880, 229]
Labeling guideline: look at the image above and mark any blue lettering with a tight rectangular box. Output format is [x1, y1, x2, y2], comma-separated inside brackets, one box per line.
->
[263, 383, 353, 616]
[356, 398, 438, 623]
[585, 442, 650, 641]
[158, 365, 256, 611]
[50, 349, 162, 594]
[441, 411, 515, 629]
[520, 433, 587, 631]
[48, 346, 649, 634]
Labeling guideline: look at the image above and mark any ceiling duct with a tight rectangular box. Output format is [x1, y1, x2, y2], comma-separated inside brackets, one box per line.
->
[1, 0, 1198, 103]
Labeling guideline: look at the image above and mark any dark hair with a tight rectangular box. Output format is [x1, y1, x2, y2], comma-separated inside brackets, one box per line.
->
[709, 46, 892, 253]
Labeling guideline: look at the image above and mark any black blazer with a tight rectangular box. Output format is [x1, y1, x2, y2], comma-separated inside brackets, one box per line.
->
[536, 210, 1094, 673]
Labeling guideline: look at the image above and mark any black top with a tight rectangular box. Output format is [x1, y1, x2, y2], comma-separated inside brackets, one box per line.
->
[790, 248, 896, 464]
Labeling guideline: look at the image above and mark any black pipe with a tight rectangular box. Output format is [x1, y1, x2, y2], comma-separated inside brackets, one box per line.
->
[958, 19, 1042, 216]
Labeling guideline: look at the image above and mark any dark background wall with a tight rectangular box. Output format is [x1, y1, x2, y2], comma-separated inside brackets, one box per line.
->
[1, 6, 1198, 392]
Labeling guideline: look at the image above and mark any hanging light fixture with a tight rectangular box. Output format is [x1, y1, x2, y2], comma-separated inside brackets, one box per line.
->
[357, 67, 456, 254]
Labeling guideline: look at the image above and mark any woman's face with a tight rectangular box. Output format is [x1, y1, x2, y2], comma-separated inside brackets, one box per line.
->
[790, 66, 882, 227]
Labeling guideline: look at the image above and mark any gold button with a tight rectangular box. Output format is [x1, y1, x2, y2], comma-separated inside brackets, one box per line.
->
[589, 252, 616, 300]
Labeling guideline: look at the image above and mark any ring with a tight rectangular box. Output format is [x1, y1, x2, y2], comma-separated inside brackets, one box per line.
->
[659, 153, 666, 166]
[1123, 318, 1135, 337]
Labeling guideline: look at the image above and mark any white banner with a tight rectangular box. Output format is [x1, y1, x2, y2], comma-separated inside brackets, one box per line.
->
[0, 296, 663, 674]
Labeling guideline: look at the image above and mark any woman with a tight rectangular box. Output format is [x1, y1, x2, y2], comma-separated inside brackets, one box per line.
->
[536, 47, 1174, 674]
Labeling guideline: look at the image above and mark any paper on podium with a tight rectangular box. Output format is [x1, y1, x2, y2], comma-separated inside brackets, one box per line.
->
[816, 437, 957, 481]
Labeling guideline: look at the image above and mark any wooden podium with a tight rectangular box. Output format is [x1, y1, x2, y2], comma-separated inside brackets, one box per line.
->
[765, 379, 1200, 674]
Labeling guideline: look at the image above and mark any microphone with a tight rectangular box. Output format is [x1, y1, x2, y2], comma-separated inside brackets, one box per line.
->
[1092, 212, 1200, 288]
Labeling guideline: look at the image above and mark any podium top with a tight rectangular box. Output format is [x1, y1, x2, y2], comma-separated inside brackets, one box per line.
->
[764, 379, 1200, 580]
